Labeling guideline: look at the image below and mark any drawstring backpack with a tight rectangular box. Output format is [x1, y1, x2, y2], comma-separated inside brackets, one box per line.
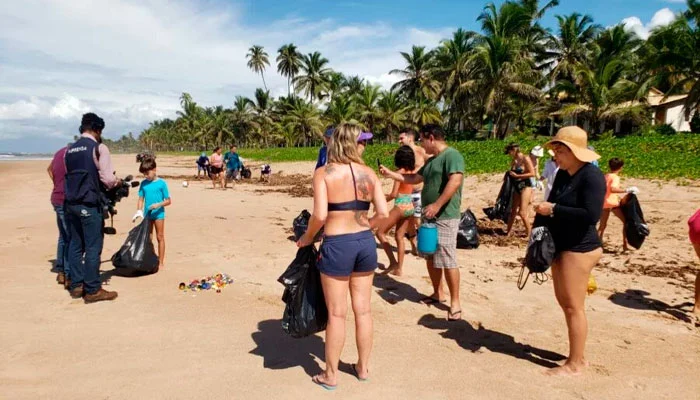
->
[518, 226, 556, 290]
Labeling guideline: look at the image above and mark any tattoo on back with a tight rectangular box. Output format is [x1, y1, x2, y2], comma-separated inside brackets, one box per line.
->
[354, 211, 370, 227]
[325, 164, 336, 175]
[355, 171, 372, 200]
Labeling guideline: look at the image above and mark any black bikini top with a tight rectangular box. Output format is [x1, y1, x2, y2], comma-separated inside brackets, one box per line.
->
[327, 164, 371, 212]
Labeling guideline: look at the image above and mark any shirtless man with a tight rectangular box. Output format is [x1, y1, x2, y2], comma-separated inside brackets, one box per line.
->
[398, 129, 432, 254]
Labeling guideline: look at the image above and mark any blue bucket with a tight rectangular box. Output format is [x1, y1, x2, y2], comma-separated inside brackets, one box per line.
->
[417, 222, 438, 255]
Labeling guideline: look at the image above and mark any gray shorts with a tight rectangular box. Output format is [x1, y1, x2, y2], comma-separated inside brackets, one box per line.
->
[411, 192, 422, 218]
[424, 218, 460, 269]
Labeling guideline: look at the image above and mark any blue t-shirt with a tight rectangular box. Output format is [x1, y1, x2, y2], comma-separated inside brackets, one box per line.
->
[315, 146, 328, 170]
[224, 151, 241, 170]
[197, 155, 209, 166]
[138, 178, 170, 220]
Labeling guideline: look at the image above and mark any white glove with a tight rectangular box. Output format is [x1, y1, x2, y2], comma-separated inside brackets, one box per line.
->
[132, 210, 144, 222]
[536, 181, 544, 191]
[626, 186, 639, 195]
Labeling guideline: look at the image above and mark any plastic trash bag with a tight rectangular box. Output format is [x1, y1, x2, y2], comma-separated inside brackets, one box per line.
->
[292, 210, 323, 241]
[241, 167, 252, 179]
[518, 226, 556, 290]
[620, 193, 649, 250]
[278, 246, 328, 338]
[111, 219, 159, 274]
[484, 172, 514, 223]
[457, 209, 479, 249]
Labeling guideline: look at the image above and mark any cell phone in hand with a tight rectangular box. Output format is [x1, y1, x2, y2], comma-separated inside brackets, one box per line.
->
[377, 158, 381, 168]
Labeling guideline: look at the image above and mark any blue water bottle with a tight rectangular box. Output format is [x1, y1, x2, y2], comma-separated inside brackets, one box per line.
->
[417, 221, 438, 255]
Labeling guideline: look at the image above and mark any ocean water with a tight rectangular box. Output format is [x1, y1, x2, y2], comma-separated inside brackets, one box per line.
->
[0, 153, 52, 161]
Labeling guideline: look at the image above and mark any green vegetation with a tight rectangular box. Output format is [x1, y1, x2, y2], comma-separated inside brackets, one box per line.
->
[207, 134, 698, 180]
[101, 0, 700, 154]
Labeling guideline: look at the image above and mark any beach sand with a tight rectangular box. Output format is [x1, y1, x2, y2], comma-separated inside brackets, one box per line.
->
[0, 154, 698, 399]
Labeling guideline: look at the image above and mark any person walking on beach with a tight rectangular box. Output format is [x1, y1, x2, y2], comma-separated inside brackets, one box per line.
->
[47, 145, 70, 289]
[505, 143, 536, 238]
[297, 123, 388, 390]
[375, 146, 417, 276]
[133, 157, 171, 270]
[64, 112, 120, 303]
[529, 145, 544, 189]
[381, 124, 464, 321]
[209, 147, 224, 189]
[597, 158, 638, 252]
[224, 145, 242, 188]
[533, 126, 606, 376]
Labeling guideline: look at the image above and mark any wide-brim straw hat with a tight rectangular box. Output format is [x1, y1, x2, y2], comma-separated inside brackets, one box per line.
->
[545, 126, 600, 163]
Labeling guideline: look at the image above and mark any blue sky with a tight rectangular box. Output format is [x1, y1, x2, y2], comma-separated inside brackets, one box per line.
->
[0, 0, 689, 153]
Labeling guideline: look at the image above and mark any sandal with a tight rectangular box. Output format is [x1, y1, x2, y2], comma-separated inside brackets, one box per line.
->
[448, 310, 462, 321]
[420, 296, 446, 305]
[312, 375, 337, 391]
[352, 364, 369, 382]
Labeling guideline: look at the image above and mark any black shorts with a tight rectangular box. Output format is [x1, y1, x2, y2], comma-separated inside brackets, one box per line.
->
[210, 166, 223, 175]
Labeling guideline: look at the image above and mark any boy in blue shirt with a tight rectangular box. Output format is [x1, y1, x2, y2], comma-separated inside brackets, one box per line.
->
[196, 152, 210, 179]
[133, 157, 171, 270]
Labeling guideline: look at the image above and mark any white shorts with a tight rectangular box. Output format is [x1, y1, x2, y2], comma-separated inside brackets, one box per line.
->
[411, 192, 422, 218]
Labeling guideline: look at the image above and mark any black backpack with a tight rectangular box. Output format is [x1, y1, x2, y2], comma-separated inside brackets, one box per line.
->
[518, 226, 556, 289]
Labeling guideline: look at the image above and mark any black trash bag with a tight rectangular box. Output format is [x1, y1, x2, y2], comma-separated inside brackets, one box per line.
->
[241, 167, 252, 179]
[620, 193, 650, 250]
[278, 246, 328, 338]
[292, 210, 323, 241]
[483, 172, 514, 223]
[457, 209, 479, 249]
[518, 226, 556, 290]
[111, 219, 159, 274]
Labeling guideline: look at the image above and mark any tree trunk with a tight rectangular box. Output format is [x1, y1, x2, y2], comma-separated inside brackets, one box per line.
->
[261, 73, 268, 91]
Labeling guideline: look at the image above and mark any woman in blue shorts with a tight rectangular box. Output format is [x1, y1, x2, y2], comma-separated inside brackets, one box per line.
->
[297, 123, 388, 390]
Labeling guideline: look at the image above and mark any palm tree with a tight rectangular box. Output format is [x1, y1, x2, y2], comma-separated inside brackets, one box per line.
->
[376, 91, 409, 140]
[283, 99, 324, 146]
[247, 45, 271, 91]
[354, 84, 381, 133]
[252, 89, 275, 146]
[642, 1, 700, 113]
[556, 59, 646, 136]
[344, 75, 365, 97]
[276, 44, 302, 97]
[409, 98, 442, 127]
[390, 46, 440, 101]
[325, 96, 357, 126]
[231, 96, 256, 147]
[176, 92, 203, 144]
[544, 13, 600, 83]
[294, 52, 332, 103]
[327, 71, 347, 102]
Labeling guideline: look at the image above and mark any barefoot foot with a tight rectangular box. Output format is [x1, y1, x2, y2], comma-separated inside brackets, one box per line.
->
[543, 360, 587, 377]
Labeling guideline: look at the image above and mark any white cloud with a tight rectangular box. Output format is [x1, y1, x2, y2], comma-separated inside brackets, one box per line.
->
[0, 0, 452, 150]
[622, 8, 676, 39]
[663, 0, 686, 3]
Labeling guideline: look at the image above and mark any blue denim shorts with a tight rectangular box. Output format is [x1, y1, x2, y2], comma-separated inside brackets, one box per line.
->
[317, 230, 377, 277]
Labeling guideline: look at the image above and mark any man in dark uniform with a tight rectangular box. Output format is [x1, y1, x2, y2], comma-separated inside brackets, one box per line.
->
[64, 113, 121, 303]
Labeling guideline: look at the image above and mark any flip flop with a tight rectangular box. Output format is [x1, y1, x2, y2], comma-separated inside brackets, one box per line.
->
[420, 296, 446, 305]
[352, 364, 369, 382]
[448, 310, 462, 321]
[312, 375, 337, 391]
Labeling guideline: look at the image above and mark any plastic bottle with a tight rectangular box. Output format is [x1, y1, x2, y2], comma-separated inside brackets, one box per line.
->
[587, 274, 598, 295]
[417, 222, 438, 255]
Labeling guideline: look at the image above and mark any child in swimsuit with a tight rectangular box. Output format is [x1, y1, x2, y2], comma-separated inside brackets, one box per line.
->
[598, 158, 637, 251]
[375, 146, 417, 276]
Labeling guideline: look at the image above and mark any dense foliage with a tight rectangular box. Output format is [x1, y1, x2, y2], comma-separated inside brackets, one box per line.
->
[117, 0, 699, 152]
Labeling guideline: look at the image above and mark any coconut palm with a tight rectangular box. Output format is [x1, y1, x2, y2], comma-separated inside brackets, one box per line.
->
[325, 96, 357, 126]
[409, 98, 442, 127]
[354, 84, 381, 134]
[231, 96, 256, 147]
[294, 52, 332, 103]
[247, 45, 271, 91]
[390, 46, 440, 101]
[276, 44, 302, 97]
[376, 91, 409, 140]
[543, 13, 600, 83]
[283, 99, 324, 146]
[344, 75, 365, 97]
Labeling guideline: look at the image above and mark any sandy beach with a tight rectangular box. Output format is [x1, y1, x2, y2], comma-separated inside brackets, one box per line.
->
[0, 154, 698, 399]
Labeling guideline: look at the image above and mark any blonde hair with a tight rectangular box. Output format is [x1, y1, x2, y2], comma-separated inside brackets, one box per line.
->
[327, 123, 365, 165]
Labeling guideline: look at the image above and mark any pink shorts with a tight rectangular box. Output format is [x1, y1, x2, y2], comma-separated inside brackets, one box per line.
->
[689, 209, 700, 244]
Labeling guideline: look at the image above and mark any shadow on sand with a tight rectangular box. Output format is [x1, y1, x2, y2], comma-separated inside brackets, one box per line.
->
[418, 314, 566, 368]
[373, 273, 449, 311]
[608, 289, 694, 323]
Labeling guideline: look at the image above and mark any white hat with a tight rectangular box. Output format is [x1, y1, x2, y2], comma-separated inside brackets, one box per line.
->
[530, 145, 544, 158]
